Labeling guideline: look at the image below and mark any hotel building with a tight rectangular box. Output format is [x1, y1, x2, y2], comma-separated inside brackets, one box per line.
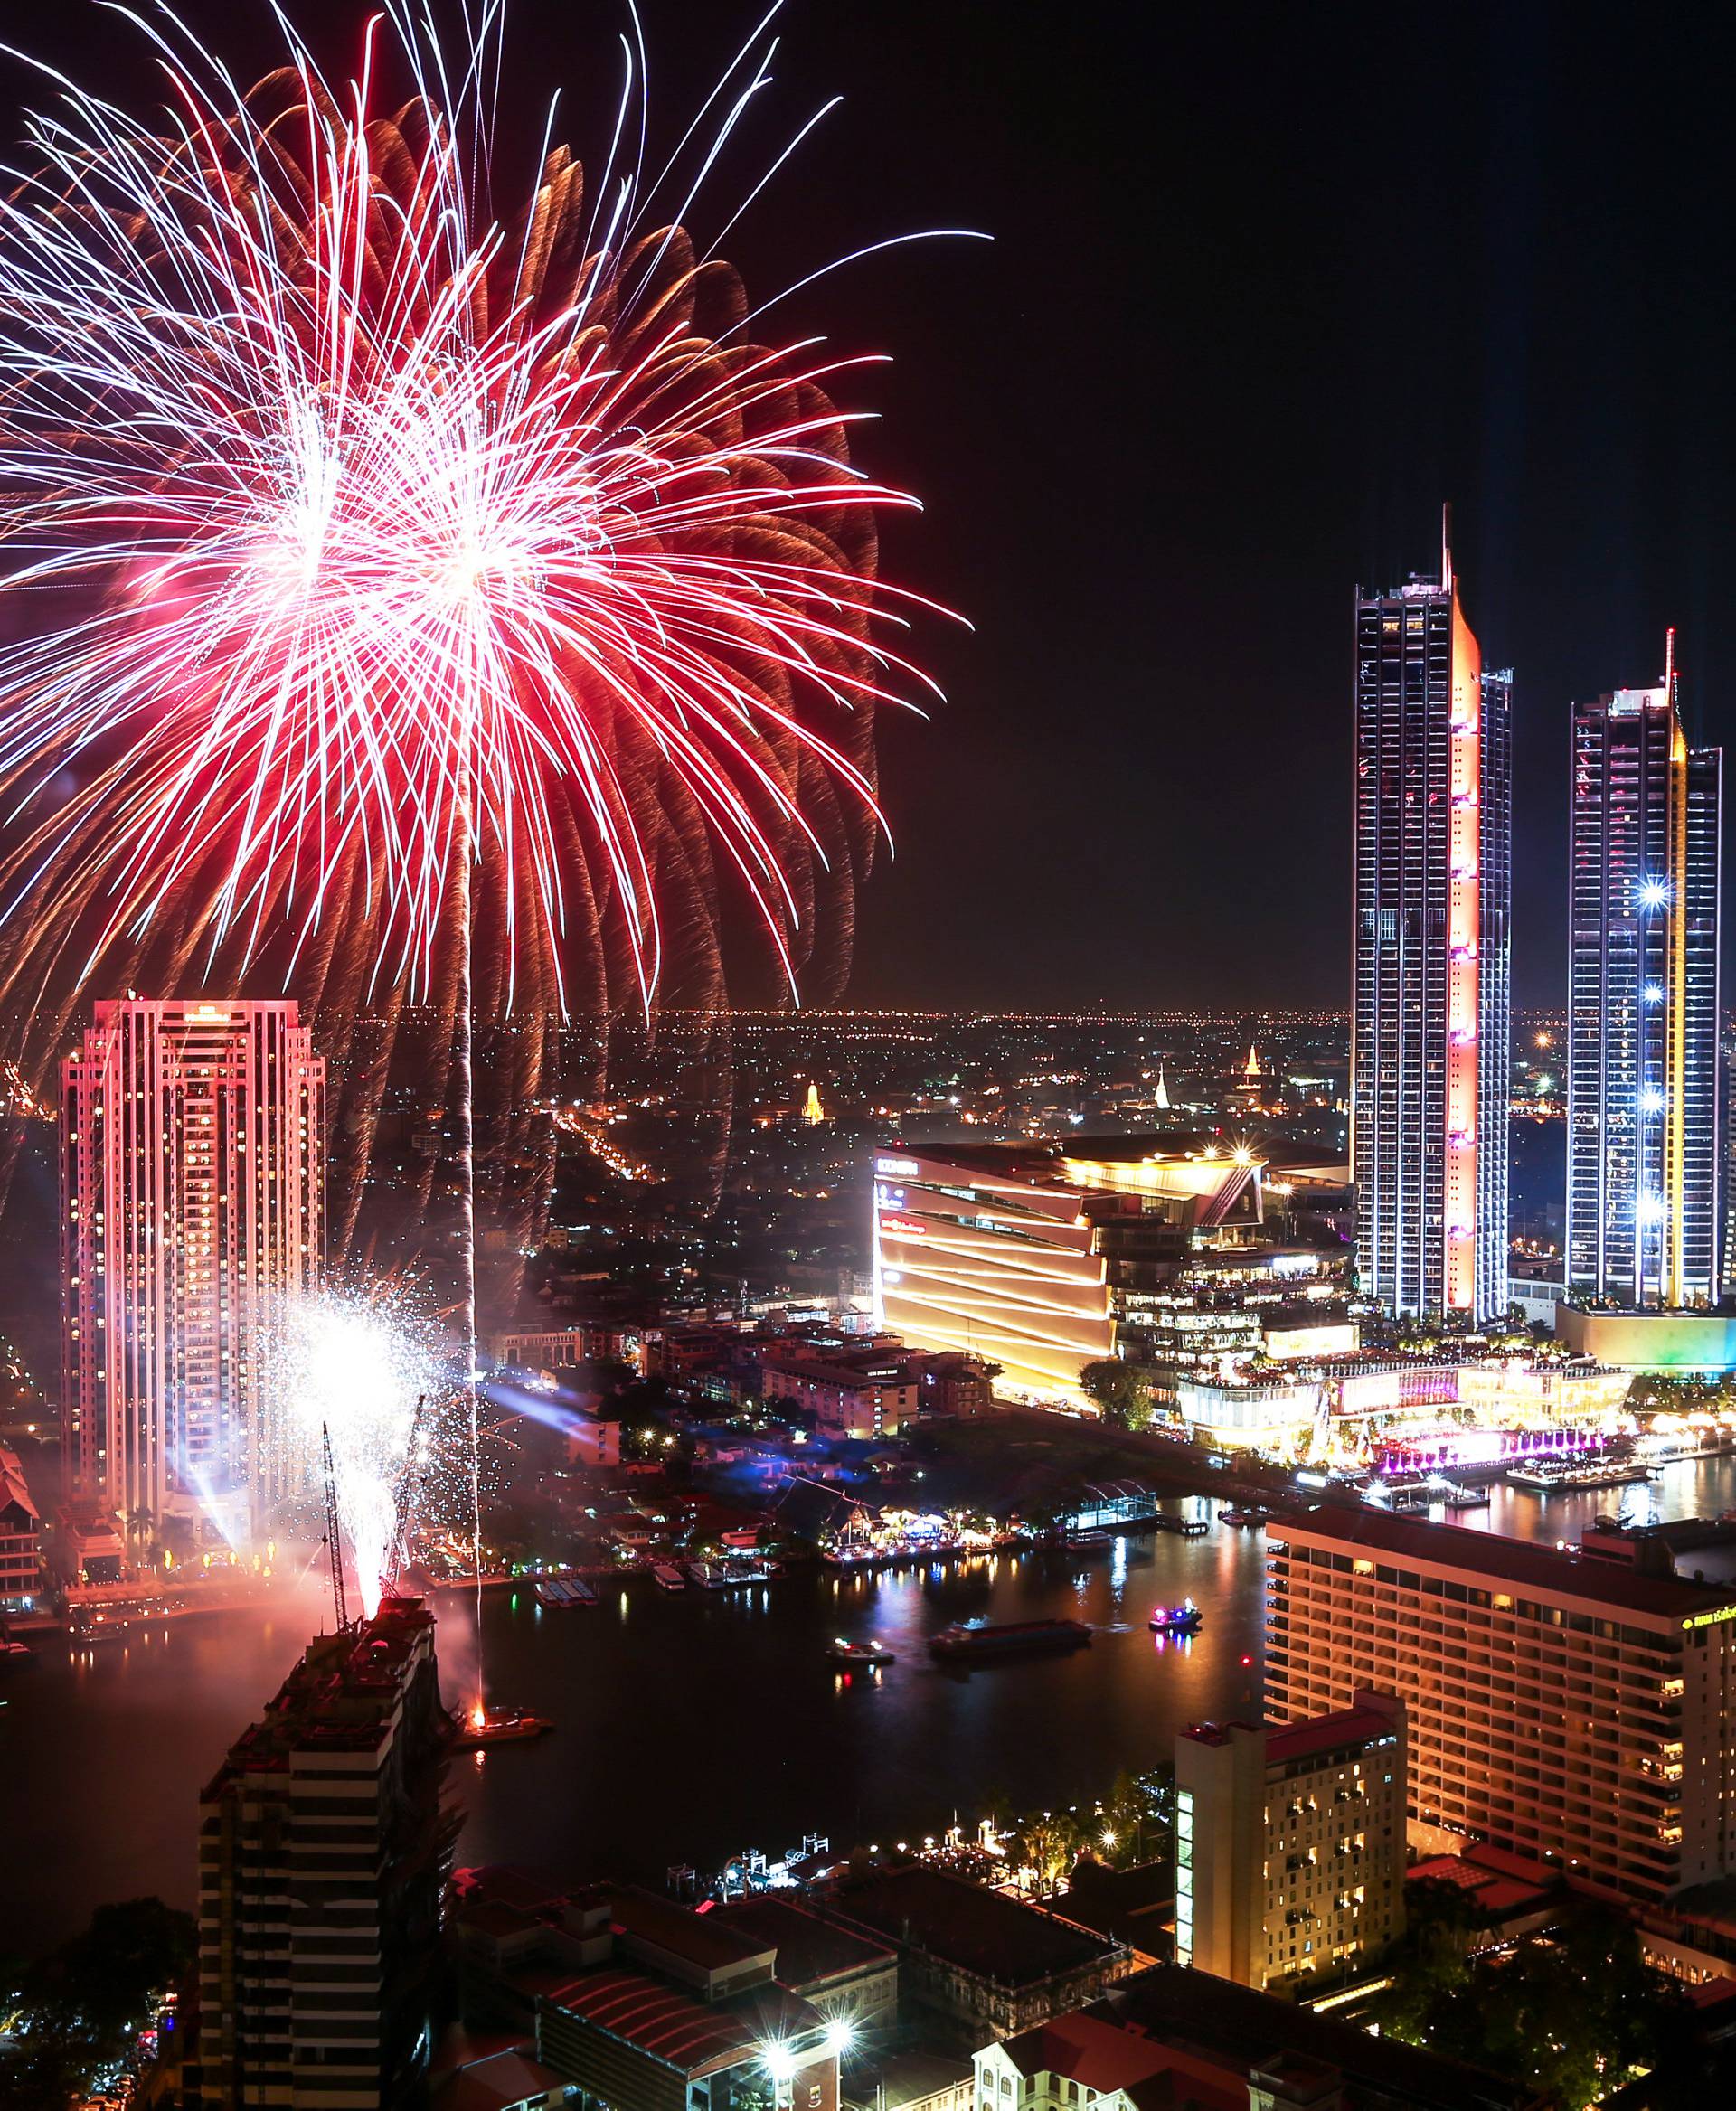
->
[872, 1136, 1269, 1410]
[1266, 1508, 1736, 1901]
[1175, 1692, 1406, 1990]
[1567, 643, 1722, 1306]
[193, 1600, 451, 2110]
[61, 998, 326, 1534]
[1352, 526, 1512, 1323]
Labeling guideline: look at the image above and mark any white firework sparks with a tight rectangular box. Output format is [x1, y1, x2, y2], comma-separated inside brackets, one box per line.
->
[269, 1286, 448, 1619]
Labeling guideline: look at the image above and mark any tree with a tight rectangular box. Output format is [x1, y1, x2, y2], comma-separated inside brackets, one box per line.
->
[1019, 1814, 1084, 1896]
[1098, 1770, 1147, 1867]
[0, 1897, 195, 2111]
[1079, 1360, 1152, 1429]
[1375, 1894, 1687, 2110]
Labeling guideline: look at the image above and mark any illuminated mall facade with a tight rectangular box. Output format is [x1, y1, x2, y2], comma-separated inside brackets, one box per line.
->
[871, 1135, 1317, 1410]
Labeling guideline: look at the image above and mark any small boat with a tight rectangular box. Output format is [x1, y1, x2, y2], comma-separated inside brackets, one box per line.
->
[929, 1618, 1091, 1662]
[0, 1636, 34, 1668]
[70, 1617, 129, 1645]
[1066, 1528, 1117, 1549]
[450, 1704, 554, 1748]
[652, 1563, 687, 1592]
[827, 1636, 894, 1666]
[535, 1577, 597, 1607]
[1149, 1598, 1203, 1635]
[1219, 1507, 1269, 1528]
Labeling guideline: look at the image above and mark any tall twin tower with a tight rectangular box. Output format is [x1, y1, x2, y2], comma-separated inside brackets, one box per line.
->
[1351, 521, 1722, 1324]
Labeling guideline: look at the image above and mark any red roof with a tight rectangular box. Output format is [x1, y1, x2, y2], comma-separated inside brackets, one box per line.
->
[1264, 1701, 1399, 1767]
[538, 1969, 756, 2075]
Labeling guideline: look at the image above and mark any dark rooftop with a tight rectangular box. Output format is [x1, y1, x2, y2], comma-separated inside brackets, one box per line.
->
[833, 1865, 1118, 1986]
[707, 1898, 895, 1989]
[610, 1887, 773, 1974]
[1274, 1505, 1736, 1623]
[1106, 1971, 1539, 2111]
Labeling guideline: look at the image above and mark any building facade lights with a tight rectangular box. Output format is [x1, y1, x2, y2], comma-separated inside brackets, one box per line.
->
[1567, 641, 1722, 1308]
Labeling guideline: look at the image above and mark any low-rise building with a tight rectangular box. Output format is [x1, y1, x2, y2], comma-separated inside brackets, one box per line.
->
[970, 1978, 1540, 2111]
[826, 1866, 1127, 2039]
[755, 1347, 922, 1439]
[708, 1899, 898, 2038]
[454, 1874, 855, 2111]
[1175, 1692, 1406, 1990]
[0, 1447, 42, 1614]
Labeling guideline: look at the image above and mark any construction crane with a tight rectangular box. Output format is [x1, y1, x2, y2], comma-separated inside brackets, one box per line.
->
[321, 1421, 349, 1631]
[380, 1395, 428, 1599]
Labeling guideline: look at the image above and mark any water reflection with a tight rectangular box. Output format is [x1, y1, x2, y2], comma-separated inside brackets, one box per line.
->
[15, 1463, 1736, 1947]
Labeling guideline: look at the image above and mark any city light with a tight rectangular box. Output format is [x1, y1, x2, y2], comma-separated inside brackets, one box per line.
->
[824, 2018, 856, 2058]
[1639, 877, 1672, 909]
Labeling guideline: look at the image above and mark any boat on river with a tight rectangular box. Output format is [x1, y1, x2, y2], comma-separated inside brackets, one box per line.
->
[450, 1705, 553, 1748]
[1507, 1456, 1654, 1493]
[827, 1636, 895, 1666]
[1149, 1597, 1203, 1635]
[1219, 1506, 1269, 1528]
[652, 1564, 688, 1592]
[929, 1617, 1091, 1662]
[535, 1577, 597, 1607]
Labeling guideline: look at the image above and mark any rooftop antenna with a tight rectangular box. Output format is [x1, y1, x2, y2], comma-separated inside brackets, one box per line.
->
[1664, 624, 1677, 695]
[1440, 502, 1454, 592]
[321, 1421, 349, 1632]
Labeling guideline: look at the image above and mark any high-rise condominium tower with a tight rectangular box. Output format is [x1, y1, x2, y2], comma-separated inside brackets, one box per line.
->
[193, 1601, 450, 2109]
[1352, 522, 1512, 1323]
[61, 999, 326, 1532]
[1567, 642, 1722, 1306]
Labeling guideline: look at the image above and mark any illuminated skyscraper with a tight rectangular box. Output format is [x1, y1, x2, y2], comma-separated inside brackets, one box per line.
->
[61, 999, 326, 1533]
[1351, 521, 1511, 1323]
[1567, 642, 1722, 1306]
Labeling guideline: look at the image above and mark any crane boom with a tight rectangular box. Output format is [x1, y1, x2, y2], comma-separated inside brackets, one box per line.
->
[321, 1421, 348, 1631]
[381, 1395, 428, 1597]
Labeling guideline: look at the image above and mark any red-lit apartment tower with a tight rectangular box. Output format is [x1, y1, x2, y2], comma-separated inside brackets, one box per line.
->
[61, 1000, 326, 1534]
[1352, 518, 1512, 1322]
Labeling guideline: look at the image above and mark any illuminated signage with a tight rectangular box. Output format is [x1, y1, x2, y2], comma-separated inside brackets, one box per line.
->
[879, 1216, 927, 1238]
[876, 1155, 920, 1177]
[875, 1184, 907, 1209]
[1682, 1605, 1736, 1630]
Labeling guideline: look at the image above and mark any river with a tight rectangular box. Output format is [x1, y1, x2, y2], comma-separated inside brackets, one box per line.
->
[5, 1453, 1736, 1946]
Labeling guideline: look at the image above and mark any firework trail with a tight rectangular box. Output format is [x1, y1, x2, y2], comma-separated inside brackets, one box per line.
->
[0, 1, 963, 1653]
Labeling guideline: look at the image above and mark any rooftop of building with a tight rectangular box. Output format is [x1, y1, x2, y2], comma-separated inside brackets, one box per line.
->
[705, 1897, 895, 1988]
[431, 2044, 571, 2111]
[1104, 1971, 1540, 2111]
[1273, 1505, 1736, 1623]
[889, 1135, 1242, 1183]
[201, 1597, 436, 1795]
[831, 1865, 1118, 1986]
[1179, 1696, 1400, 1768]
[609, 1886, 774, 1974]
[847, 2050, 974, 2111]
[536, 1965, 760, 2076]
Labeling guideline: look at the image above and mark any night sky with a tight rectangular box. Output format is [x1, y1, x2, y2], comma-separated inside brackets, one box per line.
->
[10, 2, 1736, 1010]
